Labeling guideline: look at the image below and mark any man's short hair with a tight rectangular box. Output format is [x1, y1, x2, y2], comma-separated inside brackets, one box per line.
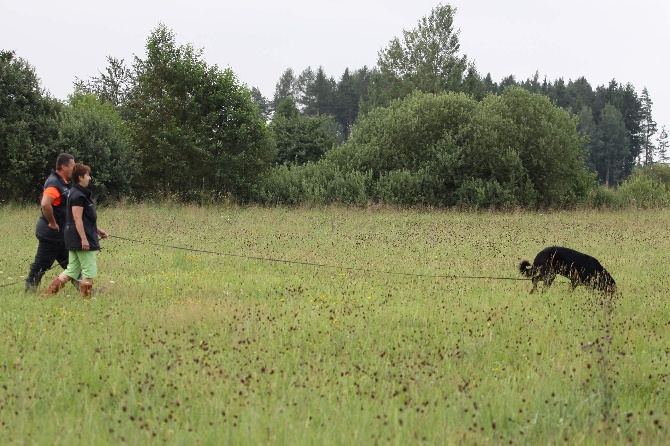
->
[56, 153, 75, 170]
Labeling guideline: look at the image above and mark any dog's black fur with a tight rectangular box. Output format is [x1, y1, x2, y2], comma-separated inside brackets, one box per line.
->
[519, 246, 616, 294]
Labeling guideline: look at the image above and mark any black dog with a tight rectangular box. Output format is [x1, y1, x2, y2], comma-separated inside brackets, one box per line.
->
[519, 246, 616, 294]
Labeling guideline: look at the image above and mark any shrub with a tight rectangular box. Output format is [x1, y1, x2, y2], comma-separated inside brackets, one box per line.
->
[616, 176, 669, 209]
[254, 161, 371, 206]
[372, 170, 433, 206]
[454, 178, 517, 209]
[626, 164, 670, 191]
[585, 186, 620, 209]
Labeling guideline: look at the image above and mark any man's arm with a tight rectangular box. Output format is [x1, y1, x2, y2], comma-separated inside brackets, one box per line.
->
[40, 193, 59, 231]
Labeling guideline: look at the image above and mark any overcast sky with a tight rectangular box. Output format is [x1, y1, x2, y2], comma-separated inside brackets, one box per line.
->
[2, 0, 668, 132]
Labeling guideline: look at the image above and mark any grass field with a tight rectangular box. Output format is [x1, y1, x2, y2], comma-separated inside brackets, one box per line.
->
[1, 204, 668, 445]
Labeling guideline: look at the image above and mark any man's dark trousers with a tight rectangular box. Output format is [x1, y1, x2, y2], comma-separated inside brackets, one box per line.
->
[25, 238, 69, 292]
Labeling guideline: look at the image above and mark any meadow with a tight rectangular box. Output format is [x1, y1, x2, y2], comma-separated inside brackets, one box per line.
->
[0, 204, 668, 445]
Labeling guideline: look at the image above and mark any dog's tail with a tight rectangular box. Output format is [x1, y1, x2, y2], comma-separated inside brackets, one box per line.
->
[519, 260, 533, 277]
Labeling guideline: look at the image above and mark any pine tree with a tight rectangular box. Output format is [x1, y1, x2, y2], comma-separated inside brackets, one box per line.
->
[250, 87, 271, 120]
[301, 66, 336, 116]
[334, 68, 358, 139]
[657, 126, 669, 163]
[273, 68, 298, 110]
[596, 104, 630, 186]
[640, 87, 658, 165]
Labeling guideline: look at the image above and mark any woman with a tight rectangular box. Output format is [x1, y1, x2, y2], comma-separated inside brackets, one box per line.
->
[40, 163, 108, 297]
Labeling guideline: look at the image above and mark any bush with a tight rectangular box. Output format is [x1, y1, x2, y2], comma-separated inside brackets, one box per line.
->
[324, 89, 590, 208]
[626, 164, 670, 191]
[616, 176, 670, 209]
[372, 170, 433, 206]
[254, 161, 371, 206]
[454, 178, 517, 209]
[585, 186, 620, 209]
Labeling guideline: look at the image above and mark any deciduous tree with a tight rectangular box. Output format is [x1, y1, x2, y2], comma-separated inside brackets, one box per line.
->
[0, 50, 61, 201]
[127, 24, 274, 200]
[366, 4, 468, 109]
[75, 56, 133, 108]
[56, 93, 136, 202]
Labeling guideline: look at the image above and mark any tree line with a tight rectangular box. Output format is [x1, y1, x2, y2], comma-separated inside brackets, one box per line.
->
[1, 4, 668, 208]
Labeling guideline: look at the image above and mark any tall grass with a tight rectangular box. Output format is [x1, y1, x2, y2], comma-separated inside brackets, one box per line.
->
[1, 205, 668, 444]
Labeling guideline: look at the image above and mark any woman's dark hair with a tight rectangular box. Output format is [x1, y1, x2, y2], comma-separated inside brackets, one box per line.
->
[72, 163, 91, 184]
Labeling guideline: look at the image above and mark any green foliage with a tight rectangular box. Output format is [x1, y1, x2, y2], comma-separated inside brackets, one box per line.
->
[566, 77, 594, 111]
[371, 169, 434, 206]
[461, 66, 495, 101]
[250, 86, 271, 120]
[594, 104, 630, 186]
[628, 163, 670, 190]
[74, 56, 133, 108]
[0, 50, 62, 202]
[338, 91, 477, 177]
[585, 165, 670, 209]
[325, 88, 588, 208]
[334, 67, 370, 139]
[272, 65, 371, 142]
[366, 4, 468, 109]
[616, 176, 669, 208]
[577, 105, 601, 173]
[270, 98, 338, 165]
[56, 93, 137, 203]
[454, 178, 518, 209]
[657, 126, 668, 163]
[585, 186, 619, 209]
[127, 24, 274, 201]
[593, 81, 642, 178]
[477, 88, 591, 206]
[298, 66, 336, 117]
[639, 87, 657, 166]
[272, 67, 298, 110]
[501, 74, 650, 186]
[253, 160, 370, 206]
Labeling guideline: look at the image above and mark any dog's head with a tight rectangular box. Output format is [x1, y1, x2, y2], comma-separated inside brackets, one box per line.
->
[598, 272, 616, 294]
[603, 281, 617, 295]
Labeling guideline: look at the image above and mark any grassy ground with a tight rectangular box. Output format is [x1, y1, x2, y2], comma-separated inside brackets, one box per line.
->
[0, 204, 668, 445]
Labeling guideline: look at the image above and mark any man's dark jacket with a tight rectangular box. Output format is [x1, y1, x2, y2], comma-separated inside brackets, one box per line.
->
[35, 170, 71, 242]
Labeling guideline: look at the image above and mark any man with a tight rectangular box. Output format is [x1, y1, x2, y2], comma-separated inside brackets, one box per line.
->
[25, 153, 76, 292]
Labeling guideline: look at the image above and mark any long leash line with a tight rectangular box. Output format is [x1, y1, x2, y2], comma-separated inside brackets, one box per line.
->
[1, 235, 528, 290]
[108, 235, 529, 282]
[0, 262, 63, 289]
[0, 263, 87, 289]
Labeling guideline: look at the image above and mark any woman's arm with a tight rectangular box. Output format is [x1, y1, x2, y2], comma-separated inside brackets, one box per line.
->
[71, 206, 89, 251]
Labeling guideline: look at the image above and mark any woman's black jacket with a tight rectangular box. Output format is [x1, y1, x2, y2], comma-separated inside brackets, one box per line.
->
[64, 184, 100, 251]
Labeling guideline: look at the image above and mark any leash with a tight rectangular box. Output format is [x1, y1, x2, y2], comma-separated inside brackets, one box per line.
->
[0, 262, 64, 289]
[108, 234, 528, 282]
[0, 280, 24, 289]
[1, 236, 528, 290]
